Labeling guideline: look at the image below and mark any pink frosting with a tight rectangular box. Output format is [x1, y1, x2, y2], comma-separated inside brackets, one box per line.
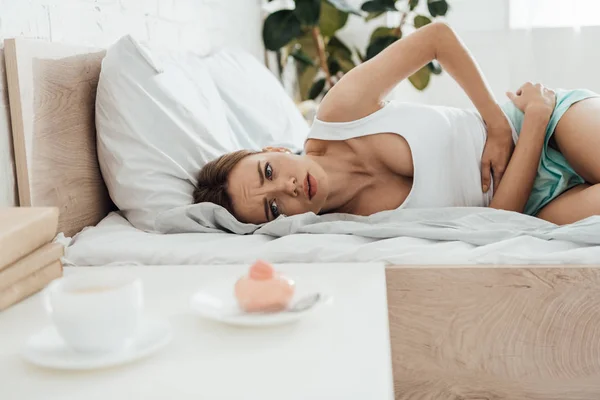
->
[248, 260, 274, 280]
[235, 260, 295, 313]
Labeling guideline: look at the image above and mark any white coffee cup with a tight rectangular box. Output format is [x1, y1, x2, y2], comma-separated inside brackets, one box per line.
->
[43, 273, 144, 353]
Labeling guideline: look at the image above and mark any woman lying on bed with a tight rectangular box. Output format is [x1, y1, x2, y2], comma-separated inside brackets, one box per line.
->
[193, 22, 600, 226]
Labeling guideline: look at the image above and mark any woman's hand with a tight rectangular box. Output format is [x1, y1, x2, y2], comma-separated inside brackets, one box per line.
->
[489, 83, 556, 213]
[481, 119, 514, 193]
[507, 82, 556, 117]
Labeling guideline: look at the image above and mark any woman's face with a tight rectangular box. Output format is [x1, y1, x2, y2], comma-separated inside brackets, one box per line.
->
[227, 150, 328, 224]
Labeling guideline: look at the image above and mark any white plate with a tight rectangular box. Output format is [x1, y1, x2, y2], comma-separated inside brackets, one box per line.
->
[21, 317, 172, 370]
[189, 277, 332, 327]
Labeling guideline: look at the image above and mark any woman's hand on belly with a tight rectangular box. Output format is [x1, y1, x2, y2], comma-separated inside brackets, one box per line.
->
[481, 119, 514, 194]
[489, 87, 551, 213]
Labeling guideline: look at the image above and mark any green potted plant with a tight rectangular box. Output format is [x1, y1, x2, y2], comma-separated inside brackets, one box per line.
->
[262, 0, 450, 100]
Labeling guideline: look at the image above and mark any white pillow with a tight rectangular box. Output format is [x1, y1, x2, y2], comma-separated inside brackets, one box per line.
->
[96, 35, 308, 232]
[202, 49, 308, 152]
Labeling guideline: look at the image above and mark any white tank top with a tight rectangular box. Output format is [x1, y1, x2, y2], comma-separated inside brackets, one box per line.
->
[307, 101, 493, 209]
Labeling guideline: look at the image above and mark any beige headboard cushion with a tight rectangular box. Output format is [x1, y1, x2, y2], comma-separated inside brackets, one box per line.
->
[4, 38, 113, 237]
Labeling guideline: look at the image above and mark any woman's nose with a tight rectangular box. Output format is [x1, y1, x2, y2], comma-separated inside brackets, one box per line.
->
[280, 177, 298, 197]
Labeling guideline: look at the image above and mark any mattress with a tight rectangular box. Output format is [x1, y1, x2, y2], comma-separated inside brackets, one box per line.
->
[63, 212, 600, 266]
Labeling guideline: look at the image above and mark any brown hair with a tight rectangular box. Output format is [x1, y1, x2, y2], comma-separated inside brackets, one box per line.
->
[193, 150, 259, 213]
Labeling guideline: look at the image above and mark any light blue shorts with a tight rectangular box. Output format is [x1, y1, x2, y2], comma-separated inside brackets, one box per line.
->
[500, 88, 599, 216]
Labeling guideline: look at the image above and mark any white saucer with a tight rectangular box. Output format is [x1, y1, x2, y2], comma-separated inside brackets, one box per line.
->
[189, 278, 332, 327]
[21, 317, 172, 370]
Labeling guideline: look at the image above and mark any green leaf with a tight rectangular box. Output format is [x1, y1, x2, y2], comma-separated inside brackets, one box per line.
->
[297, 67, 316, 99]
[427, 60, 442, 75]
[366, 35, 398, 60]
[365, 11, 385, 21]
[409, 0, 419, 10]
[308, 78, 326, 100]
[326, 0, 362, 16]
[291, 31, 319, 60]
[414, 15, 432, 28]
[299, 65, 319, 100]
[327, 36, 355, 73]
[370, 26, 401, 43]
[408, 66, 431, 90]
[320, 0, 349, 37]
[294, 0, 321, 26]
[376, 0, 398, 6]
[290, 48, 316, 66]
[427, 0, 448, 17]
[328, 58, 341, 75]
[327, 36, 352, 59]
[336, 57, 355, 73]
[263, 10, 303, 51]
[361, 0, 397, 12]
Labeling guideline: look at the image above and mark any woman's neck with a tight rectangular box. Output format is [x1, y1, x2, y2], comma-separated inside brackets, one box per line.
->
[307, 150, 372, 214]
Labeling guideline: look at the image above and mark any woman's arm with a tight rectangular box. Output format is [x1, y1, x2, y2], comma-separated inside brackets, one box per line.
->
[489, 83, 556, 213]
[318, 22, 506, 128]
[317, 22, 513, 192]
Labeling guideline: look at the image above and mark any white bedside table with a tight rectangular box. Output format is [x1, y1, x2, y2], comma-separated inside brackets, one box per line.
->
[0, 263, 394, 400]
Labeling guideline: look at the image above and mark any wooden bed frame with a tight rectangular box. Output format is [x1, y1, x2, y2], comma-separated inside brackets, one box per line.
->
[4, 38, 112, 237]
[4, 37, 600, 399]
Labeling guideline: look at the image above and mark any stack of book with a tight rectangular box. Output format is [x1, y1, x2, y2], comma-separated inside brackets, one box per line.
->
[0, 208, 63, 311]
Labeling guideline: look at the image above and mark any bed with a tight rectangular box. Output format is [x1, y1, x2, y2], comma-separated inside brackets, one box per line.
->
[3, 36, 600, 398]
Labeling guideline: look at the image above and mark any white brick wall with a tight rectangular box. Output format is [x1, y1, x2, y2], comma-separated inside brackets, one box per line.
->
[0, 0, 264, 58]
[0, 0, 265, 207]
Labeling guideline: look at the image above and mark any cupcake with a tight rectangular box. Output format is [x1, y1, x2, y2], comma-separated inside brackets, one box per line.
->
[234, 260, 295, 313]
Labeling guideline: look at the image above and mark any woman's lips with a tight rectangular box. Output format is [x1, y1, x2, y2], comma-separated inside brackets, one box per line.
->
[308, 173, 317, 200]
[304, 175, 310, 199]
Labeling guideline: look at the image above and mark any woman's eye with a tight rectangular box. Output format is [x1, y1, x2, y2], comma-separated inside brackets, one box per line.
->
[270, 200, 280, 218]
[265, 163, 273, 180]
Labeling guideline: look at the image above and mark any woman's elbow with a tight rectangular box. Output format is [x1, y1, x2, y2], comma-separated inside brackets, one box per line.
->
[431, 21, 455, 58]
[432, 20, 453, 35]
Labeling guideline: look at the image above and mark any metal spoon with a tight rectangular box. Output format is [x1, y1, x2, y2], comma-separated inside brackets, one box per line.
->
[287, 292, 321, 313]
